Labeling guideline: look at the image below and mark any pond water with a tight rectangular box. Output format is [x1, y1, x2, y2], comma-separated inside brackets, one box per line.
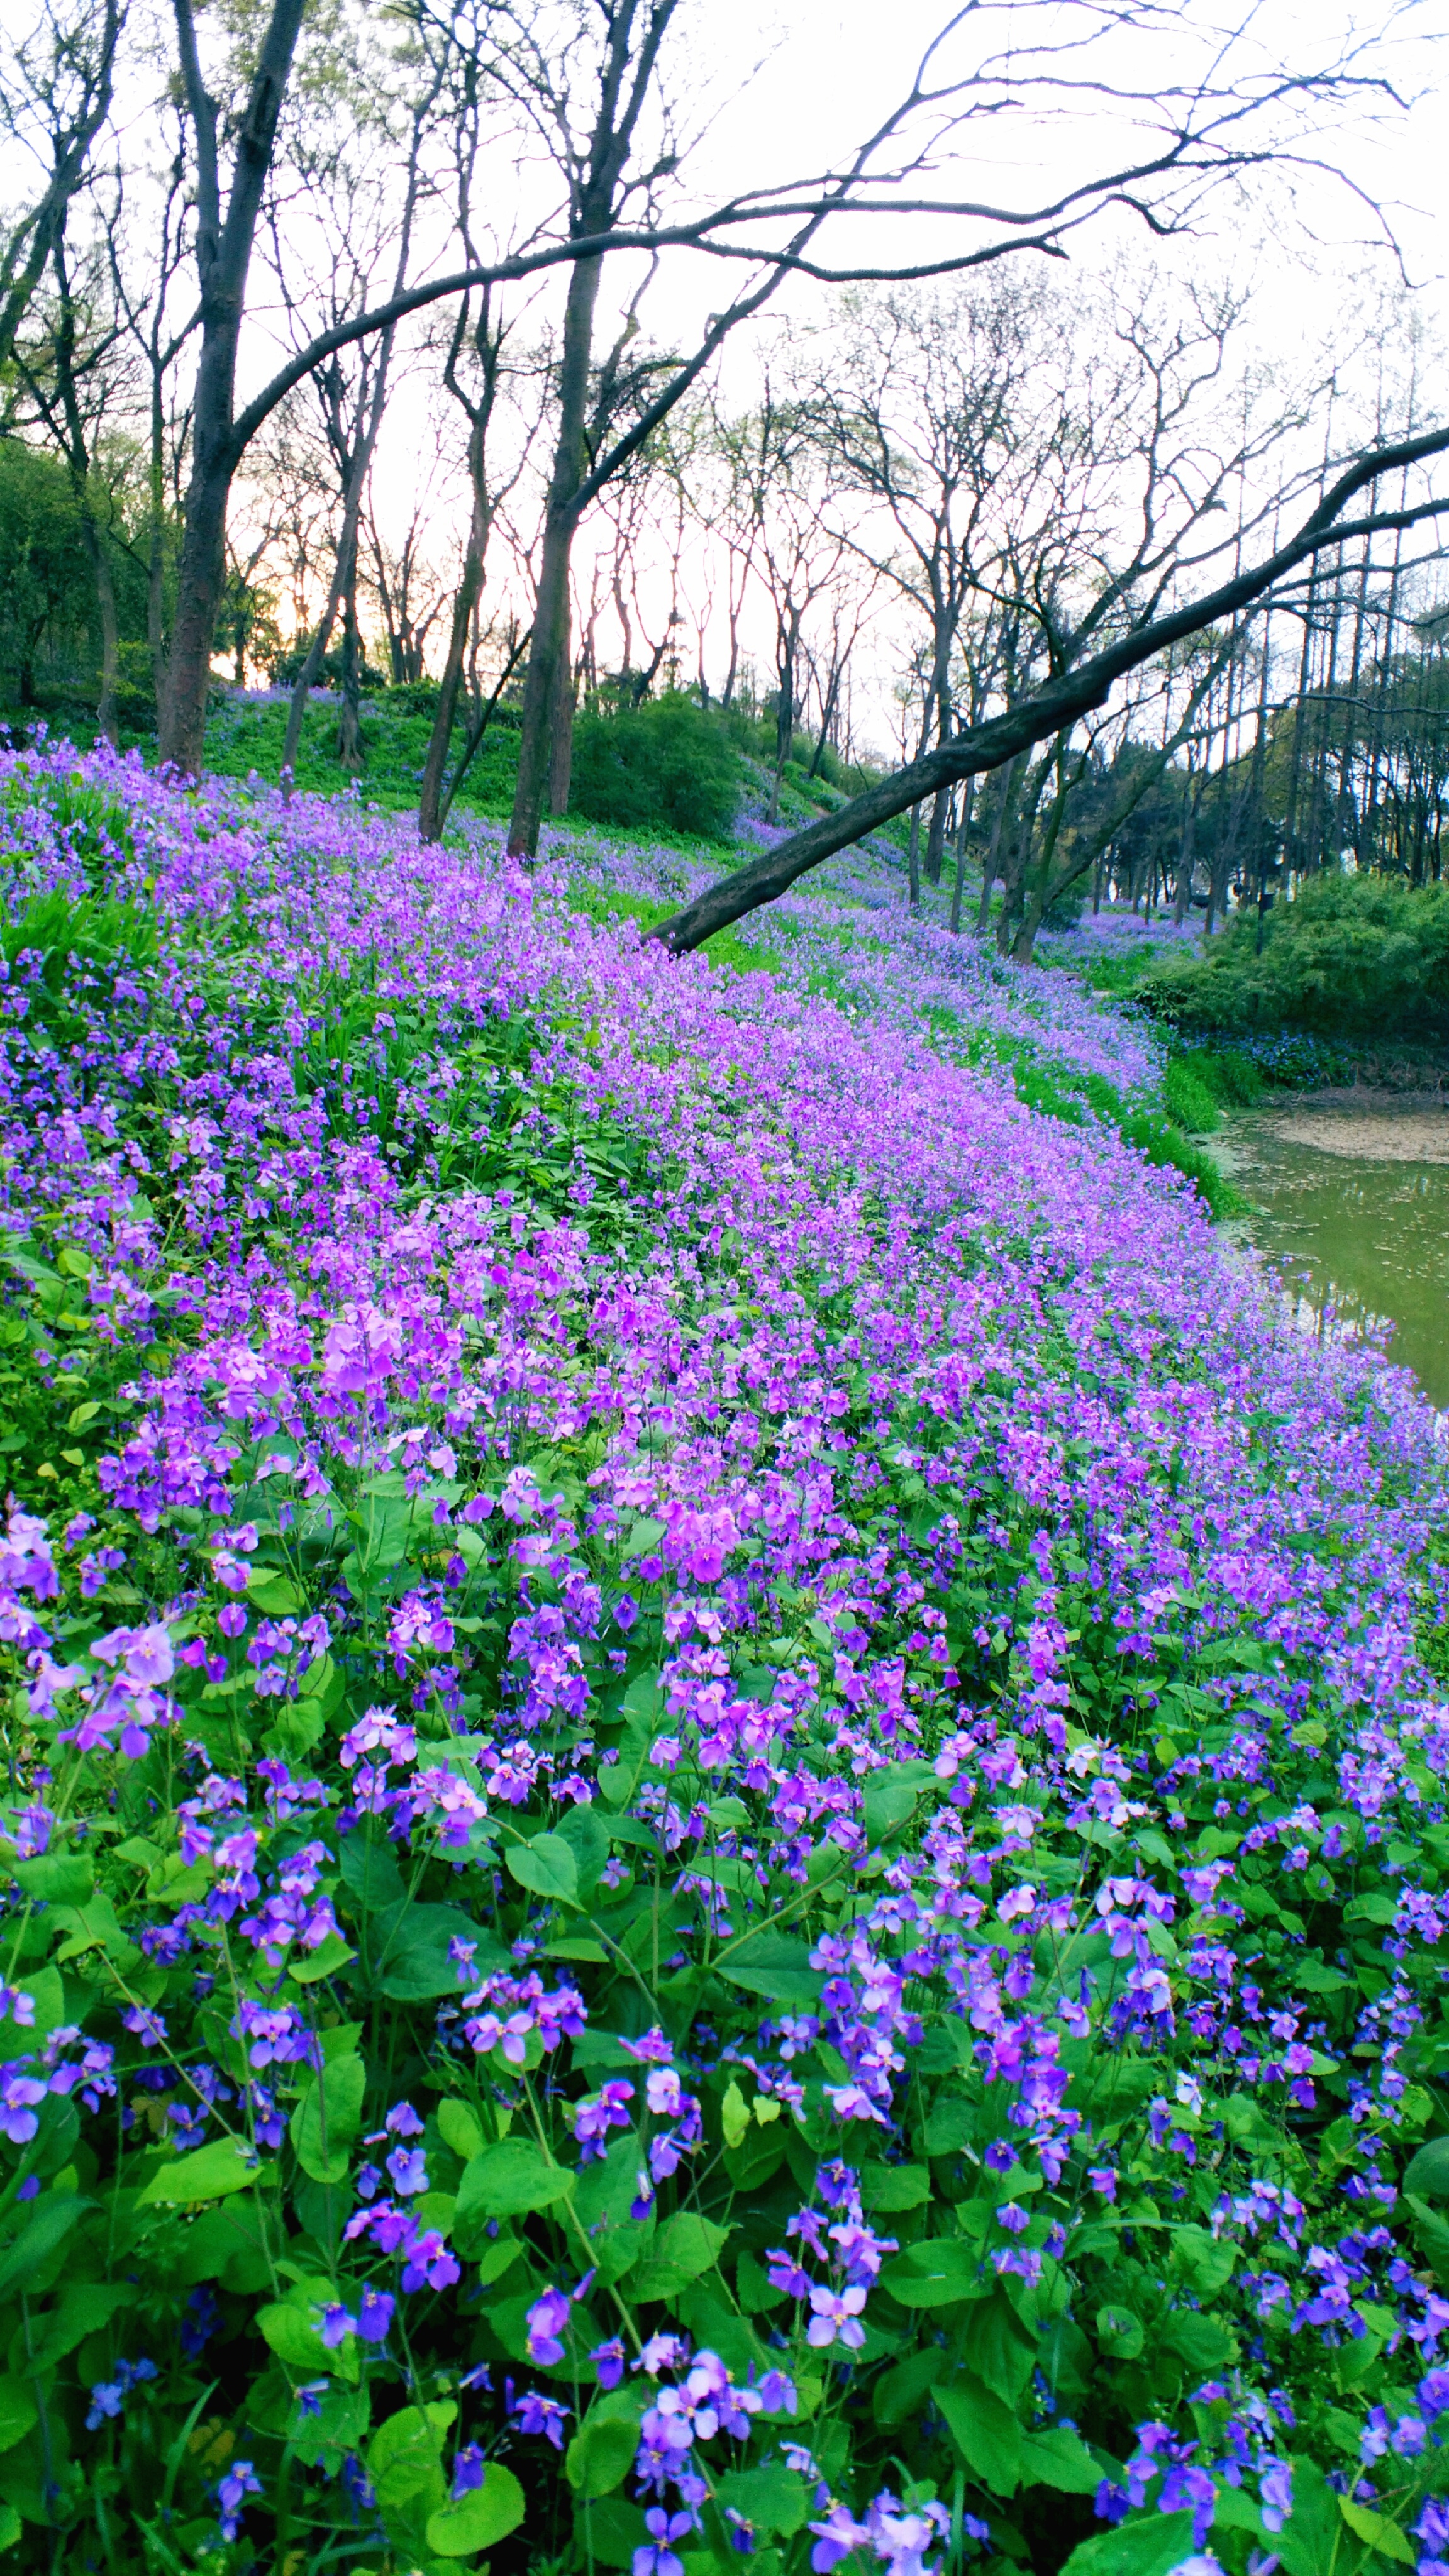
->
[1214, 1106, 1449, 1412]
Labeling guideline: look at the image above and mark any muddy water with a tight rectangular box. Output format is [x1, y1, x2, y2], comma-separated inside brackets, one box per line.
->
[1214, 1103, 1449, 1411]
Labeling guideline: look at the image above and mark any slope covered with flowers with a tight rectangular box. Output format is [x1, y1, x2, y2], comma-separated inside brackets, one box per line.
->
[0, 743, 1447, 2576]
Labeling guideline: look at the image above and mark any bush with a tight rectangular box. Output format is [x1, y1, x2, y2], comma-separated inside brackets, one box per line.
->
[570, 694, 740, 841]
[1139, 871, 1449, 1037]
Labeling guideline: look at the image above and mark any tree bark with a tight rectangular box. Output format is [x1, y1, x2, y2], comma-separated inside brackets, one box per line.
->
[923, 784, 950, 886]
[157, 0, 308, 775]
[506, 254, 601, 857]
[547, 606, 575, 815]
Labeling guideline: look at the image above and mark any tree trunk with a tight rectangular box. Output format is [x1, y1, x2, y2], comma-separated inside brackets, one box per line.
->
[419, 547, 484, 843]
[975, 757, 1019, 932]
[547, 607, 575, 815]
[949, 782, 973, 934]
[506, 255, 601, 859]
[337, 553, 364, 773]
[924, 784, 949, 886]
[907, 802, 921, 910]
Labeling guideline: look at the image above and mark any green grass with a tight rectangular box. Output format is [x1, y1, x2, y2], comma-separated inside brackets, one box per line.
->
[564, 877, 783, 979]
[203, 696, 521, 816]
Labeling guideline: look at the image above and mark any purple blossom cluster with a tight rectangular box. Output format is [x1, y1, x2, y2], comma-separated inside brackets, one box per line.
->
[1, 742, 1448, 2571]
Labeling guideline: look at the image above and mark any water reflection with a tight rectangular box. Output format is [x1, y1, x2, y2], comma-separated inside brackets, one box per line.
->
[1216, 1111, 1449, 1411]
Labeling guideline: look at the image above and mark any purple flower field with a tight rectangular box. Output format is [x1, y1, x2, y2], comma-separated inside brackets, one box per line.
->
[0, 741, 1446, 2575]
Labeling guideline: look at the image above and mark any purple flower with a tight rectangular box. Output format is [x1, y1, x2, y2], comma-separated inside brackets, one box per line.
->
[387, 2145, 428, 2196]
[526, 2285, 572, 2365]
[453, 2442, 486, 2497]
[511, 2387, 570, 2448]
[633, 2506, 696, 2576]
[0, 2067, 48, 2143]
[400, 2229, 460, 2295]
[214, 2458, 262, 2541]
[574, 2079, 635, 2159]
[357, 2285, 394, 2343]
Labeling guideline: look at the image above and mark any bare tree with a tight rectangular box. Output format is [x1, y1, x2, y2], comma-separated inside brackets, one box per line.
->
[0, 0, 123, 370]
[143, 0, 1410, 778]
[650, 423, 1449, 953]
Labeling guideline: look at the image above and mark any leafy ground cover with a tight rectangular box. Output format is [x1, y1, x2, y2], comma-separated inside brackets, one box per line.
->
[0, 743, 1448, 2576]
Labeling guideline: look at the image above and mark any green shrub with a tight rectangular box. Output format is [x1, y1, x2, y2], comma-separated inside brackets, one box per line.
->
[569, 693, 740, 841]
[1139, 872, 1449, 1037]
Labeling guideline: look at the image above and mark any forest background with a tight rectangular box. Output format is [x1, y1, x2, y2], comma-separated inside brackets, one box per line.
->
[5, 0, 1449, 991]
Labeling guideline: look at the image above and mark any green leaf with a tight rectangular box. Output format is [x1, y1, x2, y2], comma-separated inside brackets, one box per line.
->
[139, 2136, 269, 2206]
[1403, 2135, 1449, 2199]
[879, 2235, 987, 2307]
[576, 2497, 649, 2570]
[11, 1853, 93, 1906]
[962, 2287, 1039, 2404]
[922, 2098, 972, 2155]
[574, 2131, 655, 2284]
[0, 2194, 85, 2300]
[1096, 2304, 1145, 2360]
[626, 2213, 730, 2303]
[427, 2464, 526, 2557]
[0, 2502, 18, 2553]
[289, 2380, 370, 2473]
[372, 1899, 496, 2001]
[174, 2196, 273, 2292]
[863, 1765, 933, 1844]
[247, 1572, 303, 1613]
[290, 2050, 367, 2185]
[860, 2163, 930, 2212]
[0, 1968, 63, 2048]
[367, 2399, 455, 2514]
[934, 2374, 1023, 2497]
[15, 2282, 132, 2372]
[506, 1834, 579, 1906]
[455, 2138, 574, 2226]
[0, 2380, 37, 2456]
[557, 1803, 611, 1890]
[338, 1825, 405, 1913]
[438, 2100, 486, 2163]
[287, 1928, 357, 1985]
[714, 1933, 823, 2009]
[260, 2302, 336, 2373]
[1060, 2509, 1198, 2576]
[1340, 2499, 1416, 2565]
[567, 2392, 647, 2499]
[713, 2464, 811, 2538]
[1018, 2426, 1102, 2496]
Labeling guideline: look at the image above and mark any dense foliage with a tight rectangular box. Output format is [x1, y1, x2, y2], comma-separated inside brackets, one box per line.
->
[568, 697, 741, 842]
[1139, 875, 1449, 1040]
[1, 748, 1448, 2576]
